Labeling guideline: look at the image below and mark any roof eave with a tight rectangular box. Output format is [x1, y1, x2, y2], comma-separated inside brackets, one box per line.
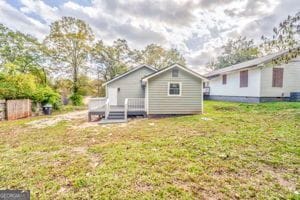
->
[102, 64, 157, 86]
[142, 63, 208, 82]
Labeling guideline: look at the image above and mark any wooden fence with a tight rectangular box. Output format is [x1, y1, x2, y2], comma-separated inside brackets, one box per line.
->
[6, 99, 32, 120]
[0, 100, 5, 121]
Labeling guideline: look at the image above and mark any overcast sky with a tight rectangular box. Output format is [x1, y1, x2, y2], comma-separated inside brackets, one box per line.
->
[0, 0, 299, 72]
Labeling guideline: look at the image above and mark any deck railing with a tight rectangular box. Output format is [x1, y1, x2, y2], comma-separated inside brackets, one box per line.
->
[88, 97, 107, 112]
[126, 98, 145, 111]
[124, 98, 145, 121]
[124, 98, 128, 121]
[105, 98, 110, 119]
[203, 87, 210, 95]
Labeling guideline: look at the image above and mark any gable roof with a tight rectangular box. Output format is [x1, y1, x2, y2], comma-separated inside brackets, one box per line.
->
[142, 63, 208, 82]
[102, 64, 157, 86]
[205, 47, 300, 77]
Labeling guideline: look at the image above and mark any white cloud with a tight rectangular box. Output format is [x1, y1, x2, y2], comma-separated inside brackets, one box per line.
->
[0, 1, 48, 38]
[0, 0, 299, 72]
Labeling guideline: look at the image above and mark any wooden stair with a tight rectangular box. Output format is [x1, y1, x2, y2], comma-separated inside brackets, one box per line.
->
[107, 111, 125, 120]
[99, 111, 127, 124]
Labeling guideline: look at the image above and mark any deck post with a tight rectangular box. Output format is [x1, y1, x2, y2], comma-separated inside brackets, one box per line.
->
[124, 98, 128, 121]
[105, 99, 110, 120]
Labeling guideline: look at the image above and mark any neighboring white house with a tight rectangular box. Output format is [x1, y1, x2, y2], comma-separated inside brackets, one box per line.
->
[205, 48, 300, 103]
[89, 64, 207, 122]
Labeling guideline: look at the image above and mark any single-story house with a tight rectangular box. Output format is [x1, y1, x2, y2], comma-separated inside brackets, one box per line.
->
[204, 48, 300, 103]
[88, 64, 207, 122]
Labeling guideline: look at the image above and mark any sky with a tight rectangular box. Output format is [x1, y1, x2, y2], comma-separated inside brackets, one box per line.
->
[0, 0, 299, 72]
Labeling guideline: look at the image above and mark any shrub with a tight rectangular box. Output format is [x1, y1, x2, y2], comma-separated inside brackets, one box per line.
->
[70, 93, 83, 106]
[33, 86, 61, 109]
[0, 73, 61, 109]
[0, 73, 37, 99]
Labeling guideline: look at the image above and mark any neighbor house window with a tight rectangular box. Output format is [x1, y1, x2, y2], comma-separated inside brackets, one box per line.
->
[240, 70, 248, 87]
[272, 68, 284, 87]
[172, 68, 179, 77]
[222, 74, 227, 85]
[168, 82, 181, 96]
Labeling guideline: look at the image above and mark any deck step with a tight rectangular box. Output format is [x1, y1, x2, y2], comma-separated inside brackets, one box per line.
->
[108, 116, 125, 120]
[99, 119, 127, 124]
[107, 111, 125, 120]
[109, 112, 124, 115]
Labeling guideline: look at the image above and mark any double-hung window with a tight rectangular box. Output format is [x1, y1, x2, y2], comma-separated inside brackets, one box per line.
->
[168, 82, 181, 96]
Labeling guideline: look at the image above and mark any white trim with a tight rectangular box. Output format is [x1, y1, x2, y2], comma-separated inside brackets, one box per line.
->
[142, 64, 208, 82]
[103, 64, 157, 86]
[201, 80, 204, 114]
[168, 82, 182, 96]
[146, 81, 149, 115]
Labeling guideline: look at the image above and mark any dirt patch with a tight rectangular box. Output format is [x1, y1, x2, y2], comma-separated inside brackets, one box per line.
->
[134, 181, 153, 192]
[263, 167, 297, 192]
[71, 146, 101, 168]
[72, 147, 87, 154]
[26, 110, 88, 128]
[213, 105, 239, 111]
[73, 122, 99, 129]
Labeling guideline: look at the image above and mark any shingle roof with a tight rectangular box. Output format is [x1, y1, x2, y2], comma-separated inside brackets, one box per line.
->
[205, 47, 299, 77]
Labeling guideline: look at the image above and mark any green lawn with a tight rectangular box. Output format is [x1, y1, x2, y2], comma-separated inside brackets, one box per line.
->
[0, 101, 299, 199]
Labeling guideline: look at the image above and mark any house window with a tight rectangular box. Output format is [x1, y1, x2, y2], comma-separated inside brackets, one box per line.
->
[272, 68, 284, 87]
[172, 69, 179, 77]
[203, 82, 209, 88]
[240, 70, 248, 87]
[168, 82, 181, 96]
[222, 74, 227, 85]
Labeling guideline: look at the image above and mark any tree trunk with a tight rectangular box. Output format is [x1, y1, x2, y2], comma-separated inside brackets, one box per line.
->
[73, 40, 79, 94]
[73, 65, 78, 93]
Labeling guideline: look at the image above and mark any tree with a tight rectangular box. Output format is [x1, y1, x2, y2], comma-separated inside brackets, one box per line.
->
[136, 44, 186, 69]
[0, 24, 48, 84]
[91, 39, 130, 82]
[210, 36, 259, 69]
[44, 17, 94, 102]
[261, 12, 300, 54]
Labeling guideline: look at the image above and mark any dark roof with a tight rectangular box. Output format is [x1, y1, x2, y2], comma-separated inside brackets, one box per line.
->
[205, 46, 300, 77]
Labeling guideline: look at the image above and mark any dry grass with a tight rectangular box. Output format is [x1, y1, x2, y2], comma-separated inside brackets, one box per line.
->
[0, 101, 299, 199]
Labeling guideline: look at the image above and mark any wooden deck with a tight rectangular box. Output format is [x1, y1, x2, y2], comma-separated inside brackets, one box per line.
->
[110, 105, 146, 115]
[88, 98, 146, 123]
[110, 105, 124, 112]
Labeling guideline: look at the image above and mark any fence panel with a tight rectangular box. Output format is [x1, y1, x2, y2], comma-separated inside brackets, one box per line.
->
[0, 100, 5, 121]
[6, 99, 32, 120]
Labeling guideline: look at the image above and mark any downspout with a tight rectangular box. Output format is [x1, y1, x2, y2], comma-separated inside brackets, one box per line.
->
[258, 64, 264, 101]
[146, 80, 149, 115]
[201, 80, 204, 114]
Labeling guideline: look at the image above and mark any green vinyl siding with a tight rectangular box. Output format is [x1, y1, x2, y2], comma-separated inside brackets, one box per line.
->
[148, 67, 203, 114]
[107, 66, 155, 105]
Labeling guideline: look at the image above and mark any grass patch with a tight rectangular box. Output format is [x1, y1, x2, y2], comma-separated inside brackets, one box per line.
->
[0, 101, 299, 199]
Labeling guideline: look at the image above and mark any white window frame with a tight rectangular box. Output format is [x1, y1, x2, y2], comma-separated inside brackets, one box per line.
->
[168, 82, 182, 96]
